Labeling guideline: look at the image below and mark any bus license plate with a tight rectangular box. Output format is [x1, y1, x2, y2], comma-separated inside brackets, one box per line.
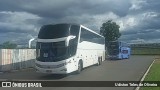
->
[46, 70, 52, 73]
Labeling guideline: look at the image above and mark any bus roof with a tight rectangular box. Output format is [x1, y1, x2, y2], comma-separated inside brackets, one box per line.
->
[43, 23, 104, 38]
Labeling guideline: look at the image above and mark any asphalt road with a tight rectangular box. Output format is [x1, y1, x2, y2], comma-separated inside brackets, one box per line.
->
[0, 55, 155, 90]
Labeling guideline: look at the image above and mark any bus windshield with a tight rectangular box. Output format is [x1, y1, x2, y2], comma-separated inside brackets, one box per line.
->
[36, 41, 67, 62]
[38, 24, 70, 39]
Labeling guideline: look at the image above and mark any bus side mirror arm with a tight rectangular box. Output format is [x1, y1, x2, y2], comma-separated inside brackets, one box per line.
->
[65, 35, 76, 47]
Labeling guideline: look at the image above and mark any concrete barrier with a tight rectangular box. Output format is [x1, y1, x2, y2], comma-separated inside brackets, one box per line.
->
[0, 49, 36, 72]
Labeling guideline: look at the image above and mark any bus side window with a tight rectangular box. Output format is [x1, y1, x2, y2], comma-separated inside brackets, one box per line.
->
[68, 39, 76, 56]
[69, 25, 80, 56]
[70, 25, 80, 39]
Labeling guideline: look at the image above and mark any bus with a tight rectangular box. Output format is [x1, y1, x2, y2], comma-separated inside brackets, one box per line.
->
[107, 41, 131, 60]
[35, 23, 105, 74]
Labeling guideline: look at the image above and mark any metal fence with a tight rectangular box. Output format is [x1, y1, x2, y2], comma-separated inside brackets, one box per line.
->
[0, 49, 36, 72]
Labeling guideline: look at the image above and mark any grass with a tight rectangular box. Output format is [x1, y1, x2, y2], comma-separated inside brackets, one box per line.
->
[131, 47, 160, 55]
[140, 58, 160, 90]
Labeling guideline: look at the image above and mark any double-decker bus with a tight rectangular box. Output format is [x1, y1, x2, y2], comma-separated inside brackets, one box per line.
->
[35, 23, 105, 74]
[107, 41, 131, 60]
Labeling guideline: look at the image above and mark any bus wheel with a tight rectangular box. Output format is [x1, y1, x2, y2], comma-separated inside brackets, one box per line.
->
[101, 57, 103, 63]
[96, 57, 101, 66]
[121, 55, 123, 60]
[127, 55, 130, 59]
[76, 61, 83, 74]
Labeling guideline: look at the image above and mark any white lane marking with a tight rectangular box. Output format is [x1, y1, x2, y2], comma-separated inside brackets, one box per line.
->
[135, 59, 155, 90]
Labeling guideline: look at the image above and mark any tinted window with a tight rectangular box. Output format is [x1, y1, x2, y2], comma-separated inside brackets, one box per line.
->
[80, 28, 104, 44]
[70, 25, 80, 37]
[68, 25, 80, 56]
[38, 24, 70, 39]
[70, 25, 80, 43]
[122, 50, 128, 54]
[36, 42, 68, 62]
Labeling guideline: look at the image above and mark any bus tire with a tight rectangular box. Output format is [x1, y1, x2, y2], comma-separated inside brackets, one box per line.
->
[127, 55, 130, 59]
[76, 60, 83, 74]
[96, 57, 101, 66]
[101, 56, 103, 63]
[121, 55, 123, 60]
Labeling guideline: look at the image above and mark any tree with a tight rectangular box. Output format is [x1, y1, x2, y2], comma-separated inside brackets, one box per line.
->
[2, 41, 17, 49]
[100, 20, 121, 45]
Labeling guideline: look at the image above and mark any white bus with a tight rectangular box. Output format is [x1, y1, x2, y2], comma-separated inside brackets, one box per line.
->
[35, 23, 105, 74]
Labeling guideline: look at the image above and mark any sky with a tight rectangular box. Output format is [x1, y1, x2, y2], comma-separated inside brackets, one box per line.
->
[0, 0, 160, 45]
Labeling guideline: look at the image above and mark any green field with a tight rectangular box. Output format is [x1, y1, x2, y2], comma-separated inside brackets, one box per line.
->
[140, 58, 160, 90]
[131, 47, 160, 55]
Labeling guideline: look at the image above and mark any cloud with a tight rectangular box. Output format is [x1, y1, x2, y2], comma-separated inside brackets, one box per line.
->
[0, 0, 160, 44]
[0, 0, 131, 18]
[0, 11, 41, 33]
[129, 0, 147, 10]
[54, 12, 119, 32]
[117, 10, 160, 43]
[0, 11, 41, 44]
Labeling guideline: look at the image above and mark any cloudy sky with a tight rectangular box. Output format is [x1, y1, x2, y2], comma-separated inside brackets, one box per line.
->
[0, 0, 160, 45]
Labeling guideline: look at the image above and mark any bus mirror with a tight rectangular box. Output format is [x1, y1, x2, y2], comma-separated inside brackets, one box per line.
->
[65, 35, 76, 47]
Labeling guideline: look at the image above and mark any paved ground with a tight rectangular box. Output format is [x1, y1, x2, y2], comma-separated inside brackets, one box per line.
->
[0, 55, 155, 90]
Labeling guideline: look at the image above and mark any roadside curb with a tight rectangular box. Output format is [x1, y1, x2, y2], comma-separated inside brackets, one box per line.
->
[135, 59, 156, 90]
[0, 68, 34, 74]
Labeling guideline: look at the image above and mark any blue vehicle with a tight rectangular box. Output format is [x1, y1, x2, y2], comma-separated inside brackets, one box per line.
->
[107, 41, 131, 60]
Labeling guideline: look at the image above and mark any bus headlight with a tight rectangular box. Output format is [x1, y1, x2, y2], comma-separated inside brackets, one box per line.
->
[55, 60, 71, 68]
[56, 63, 66, 68]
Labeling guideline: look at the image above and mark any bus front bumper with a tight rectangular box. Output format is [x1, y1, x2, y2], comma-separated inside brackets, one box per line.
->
[35, 65, 69, 74]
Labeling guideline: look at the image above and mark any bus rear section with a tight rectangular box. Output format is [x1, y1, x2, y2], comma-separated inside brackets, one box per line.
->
[121, 47, 131, 59]
[35, 23, 105, 74]
[108, 41, 130, 60]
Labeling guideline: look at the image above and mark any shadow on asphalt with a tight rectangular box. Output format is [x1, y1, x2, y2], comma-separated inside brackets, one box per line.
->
[106, 59, 129, 61]
[38, 72, 79, 80]
[39, 74, 67, 80]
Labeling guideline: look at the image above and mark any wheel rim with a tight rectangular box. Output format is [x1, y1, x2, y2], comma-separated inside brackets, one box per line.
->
[78, 62, 81, 72]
